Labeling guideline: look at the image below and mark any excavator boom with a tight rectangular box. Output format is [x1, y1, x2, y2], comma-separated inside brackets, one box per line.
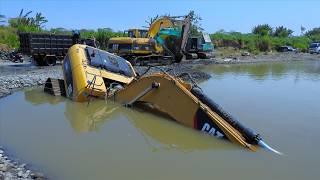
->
[148, 14, 191, 62]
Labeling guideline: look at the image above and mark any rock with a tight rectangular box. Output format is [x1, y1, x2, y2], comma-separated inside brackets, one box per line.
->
[23, 170, 30, 178]
[17, 170, 23, 177]
[19, 163, 26, 168]
[30, 172, 45, 179]
[241, 51, 251, 56]
[4, 172, 13, 180]
[0, 164, 7, 171]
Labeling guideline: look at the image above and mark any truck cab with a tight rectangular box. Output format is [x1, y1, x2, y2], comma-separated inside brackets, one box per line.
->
[309, 42, 320, 54]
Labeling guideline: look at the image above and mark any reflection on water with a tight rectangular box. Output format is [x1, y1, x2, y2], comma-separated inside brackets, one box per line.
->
[23, 88, 234, 152]
[1, 60, 320, 180]
[201, 60, 320, 81]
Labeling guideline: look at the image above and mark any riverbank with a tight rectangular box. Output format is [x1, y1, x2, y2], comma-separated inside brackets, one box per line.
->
[0, 148, 45, 180]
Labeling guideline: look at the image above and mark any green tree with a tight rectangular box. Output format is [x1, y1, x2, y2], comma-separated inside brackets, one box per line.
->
[305, 27, 320, 41]
[252, 24, 273, 36]
[34, 13, 48, 28]
[188, 10, 203, 35]
[9, 9, 48, 31]
[17, 9, 33, 26]
[273, 26, 293, 37]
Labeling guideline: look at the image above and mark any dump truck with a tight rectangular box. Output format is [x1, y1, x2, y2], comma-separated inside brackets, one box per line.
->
[44, 44, 282, 154]
[19, 32, 97, 66]
[107, 14, 191, 65]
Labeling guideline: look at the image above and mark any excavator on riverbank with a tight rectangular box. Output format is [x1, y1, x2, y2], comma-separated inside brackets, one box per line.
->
[107, 14, 191, 65]
[44, 44, 281, 154]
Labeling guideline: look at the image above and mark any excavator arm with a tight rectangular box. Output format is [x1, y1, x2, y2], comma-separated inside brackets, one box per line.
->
[112, 73, 256, 150]
[148, 14, 191, 62]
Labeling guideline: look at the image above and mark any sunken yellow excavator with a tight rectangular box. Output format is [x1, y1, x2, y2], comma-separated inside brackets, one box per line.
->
[45, 44, 281, 154]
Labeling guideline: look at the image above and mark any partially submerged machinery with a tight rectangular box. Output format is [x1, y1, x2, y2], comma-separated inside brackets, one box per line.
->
[45, 44, 281, 154]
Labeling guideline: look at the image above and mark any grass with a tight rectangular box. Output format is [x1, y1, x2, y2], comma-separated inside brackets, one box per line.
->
[0, 26, 20, 49]
[210, 32, 313, 53]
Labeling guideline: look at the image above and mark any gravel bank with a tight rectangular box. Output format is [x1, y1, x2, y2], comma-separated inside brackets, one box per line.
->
[134, 62, 211, 82]
[0, 60, 63, 98]
[0, 148, 45, 180]
[210, 52, 320, 64]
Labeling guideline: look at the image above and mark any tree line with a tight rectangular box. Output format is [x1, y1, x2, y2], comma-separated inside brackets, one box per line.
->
[211, 24, 320, 53]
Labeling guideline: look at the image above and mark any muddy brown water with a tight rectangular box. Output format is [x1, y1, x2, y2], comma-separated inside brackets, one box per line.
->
[1, 60, 320, 180]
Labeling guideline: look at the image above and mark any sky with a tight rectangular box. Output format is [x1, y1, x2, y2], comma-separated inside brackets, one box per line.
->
[0, 0, 319, 35]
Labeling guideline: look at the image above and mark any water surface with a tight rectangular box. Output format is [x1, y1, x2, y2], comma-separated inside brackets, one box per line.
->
[1, 60, 320, 180]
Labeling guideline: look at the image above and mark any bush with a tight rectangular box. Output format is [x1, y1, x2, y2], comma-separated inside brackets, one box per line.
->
[256, 36, 272, 51]
[305, 27, 320, 42]
[291, 36, 311, 52]
[252, 24, 273, 36]
[0, 26, 19, 48]
[210, 28, 313, 53]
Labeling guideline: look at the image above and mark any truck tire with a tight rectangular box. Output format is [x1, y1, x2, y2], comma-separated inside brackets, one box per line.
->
[44, 56, 57, 66]
[34, 56, 45, 66]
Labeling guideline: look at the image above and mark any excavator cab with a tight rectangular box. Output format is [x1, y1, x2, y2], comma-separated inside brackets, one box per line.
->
[107, 29, 153, 63]
[186, 33, 214, 59]
[124, 29, 148, 38]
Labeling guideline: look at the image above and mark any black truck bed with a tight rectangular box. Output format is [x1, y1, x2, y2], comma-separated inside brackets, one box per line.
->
[19, 33, 73, 56]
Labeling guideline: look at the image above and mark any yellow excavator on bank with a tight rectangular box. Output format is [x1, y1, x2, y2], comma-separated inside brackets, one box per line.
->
[107, 29, 152, 63]
[108, 14, 191, 65]
[44, 44, 281, 154]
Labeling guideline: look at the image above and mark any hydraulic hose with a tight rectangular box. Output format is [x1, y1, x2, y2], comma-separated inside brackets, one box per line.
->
[191, 87, 282, 155]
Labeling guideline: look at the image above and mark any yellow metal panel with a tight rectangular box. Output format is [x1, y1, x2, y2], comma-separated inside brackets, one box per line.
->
[113, 73, 255, 150]
[148, 17, 174, 38]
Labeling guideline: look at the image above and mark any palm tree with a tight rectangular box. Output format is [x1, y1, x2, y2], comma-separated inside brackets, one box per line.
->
[17, 9, 33, 25]
[34, 12, 48, 27]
